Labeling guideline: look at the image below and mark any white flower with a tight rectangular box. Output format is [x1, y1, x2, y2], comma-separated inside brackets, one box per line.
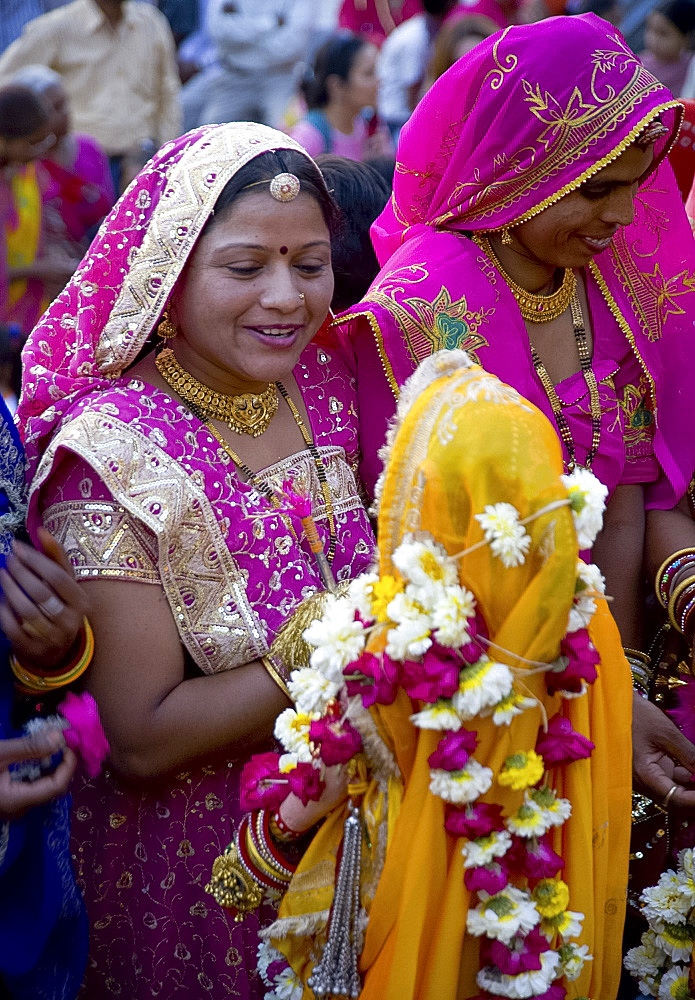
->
[505, 788, 572, 838]
[274, 708, 313, 761]
[561, 466, 608, 550]
[265, 965, 304, 1000]
[475, 502, 531, 568]
[278, 753, 299, 773]
[658, 965, 691, 1000]
[625, 930, 669, 996]
[429, 759, 493, 804]
[553, 909, 585, 943]
[568, 560, 606, 633]
[642, 870, 693, 925]
[477, 950, 560, 998]
[287, 667, 340, 715]
[467, 885, 540, 945]
[257, 941, 285, 986]
[452, 658, 514, 720]
[385, 612, 432, 660]
[411, 700, 462, 730]
[480, 690, 537, 727]
[653, 920, 695, 962]
[462, 829, 513, 868]
[347, 572, 379, 621]
[304, 596, 366, 683]
[559, 942, 592, 981]
[431, 584, 477, 648]
[392, 533, 457, 589]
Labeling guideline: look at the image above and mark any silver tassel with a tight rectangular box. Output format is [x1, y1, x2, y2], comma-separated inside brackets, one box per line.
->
[308, 801, 363, 998]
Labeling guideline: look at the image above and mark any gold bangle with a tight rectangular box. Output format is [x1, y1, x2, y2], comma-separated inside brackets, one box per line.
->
[261, 654, 291, 700]
[655, 548, 695, 607]
[668, 577, 695, 632]
[10, 617, 95, 692]
[245, 827, 292, 884]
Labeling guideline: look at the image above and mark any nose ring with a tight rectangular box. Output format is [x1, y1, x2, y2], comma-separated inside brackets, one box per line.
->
[298, 292, 305, 301]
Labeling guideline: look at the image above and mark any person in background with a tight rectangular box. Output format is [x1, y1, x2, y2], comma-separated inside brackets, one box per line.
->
[0, 85, 78, 337]
[0, 0, 182, 195]
[424, 5, 499, 87]
[640, 0, 695, 95]
[289, 33, 393, 160]
[316, 153, 391, 311]
[11, 66, 114, 257]
[377, 0, 463, 137]
[181, 0, 314, 130]
[338, 0, 423, 46]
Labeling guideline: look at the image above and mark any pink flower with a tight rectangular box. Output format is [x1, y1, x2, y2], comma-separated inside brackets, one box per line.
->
[668, 677, 695, 744]
[239, 752, 286, 811]
[287, 761, 324, 805]
[345, 651, 400, 707]
[464, 862, 509, 894]
[484, 927, 548, 976]
[279, 479, 312, 518]
[401, 645, 460, 703]
[547, 630, 599, 695]
[58, 691, 109, 778]
[507, 835, 564, 879]
[535, 714, 594, 766]
[309, 717, 362, 766]
[428, 729, 478, 770]
[445, 802, 504, 838]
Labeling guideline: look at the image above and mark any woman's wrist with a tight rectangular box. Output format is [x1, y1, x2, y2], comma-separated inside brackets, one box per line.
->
[11, 617, 94, 692]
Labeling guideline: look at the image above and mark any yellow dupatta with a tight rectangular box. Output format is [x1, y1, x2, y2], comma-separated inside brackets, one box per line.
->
[269, 353, 631, 999]
[5, 164, 41, 315]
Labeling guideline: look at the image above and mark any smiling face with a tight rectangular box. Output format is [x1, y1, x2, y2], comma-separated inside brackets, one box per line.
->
[510, 140, 655, 270]
[168, 189, 334, 393]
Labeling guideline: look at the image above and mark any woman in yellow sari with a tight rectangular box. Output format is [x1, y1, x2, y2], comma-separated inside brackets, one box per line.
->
[219, 350, 631, 999]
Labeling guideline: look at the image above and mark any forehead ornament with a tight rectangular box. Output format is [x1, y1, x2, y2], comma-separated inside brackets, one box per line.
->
[636, 119, 668, 146]
[243, 172, 301, 202]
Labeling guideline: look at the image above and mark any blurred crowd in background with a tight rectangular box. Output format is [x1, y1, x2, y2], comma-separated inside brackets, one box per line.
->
[2, 0, 695, 413]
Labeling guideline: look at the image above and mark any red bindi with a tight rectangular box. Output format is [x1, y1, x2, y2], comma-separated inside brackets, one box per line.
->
[279, 245, 288, 255]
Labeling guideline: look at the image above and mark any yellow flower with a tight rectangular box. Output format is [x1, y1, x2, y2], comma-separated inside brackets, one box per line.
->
[370, 575, 404, 622]
[533, 878, 571, 918]
[498, 750, 545, 791]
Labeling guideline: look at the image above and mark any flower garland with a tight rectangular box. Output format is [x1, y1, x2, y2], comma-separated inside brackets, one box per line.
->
[240, 466, 608, 999]
[624, 849, 695, 998]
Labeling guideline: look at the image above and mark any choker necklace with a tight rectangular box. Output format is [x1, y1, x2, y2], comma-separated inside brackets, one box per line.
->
[529, 292, 601, 472]
[474, 235, 576, 323]
[155, 348, 278, 437]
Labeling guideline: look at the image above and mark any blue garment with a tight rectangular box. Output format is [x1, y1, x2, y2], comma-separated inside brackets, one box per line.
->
[0, 396, 87, 1000]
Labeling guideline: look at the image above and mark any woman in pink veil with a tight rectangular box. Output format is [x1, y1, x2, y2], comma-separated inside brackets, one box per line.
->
[16, 122, 375, 998]
[335, 10, 695, 879]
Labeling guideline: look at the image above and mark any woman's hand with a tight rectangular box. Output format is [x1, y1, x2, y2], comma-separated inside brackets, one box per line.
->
[276, 765, 349, 835]
[0, 727, 76, 820]
[0, 528, 88, 670]
[632, 692, 695, 811]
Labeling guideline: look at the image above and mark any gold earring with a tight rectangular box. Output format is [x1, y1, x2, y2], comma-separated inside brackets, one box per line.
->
[501, 227, 513, 246]
[157, 308, 177, 341]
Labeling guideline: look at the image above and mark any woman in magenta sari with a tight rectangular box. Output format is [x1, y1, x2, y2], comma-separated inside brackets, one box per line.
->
[16, 122, 375, 999]
[336, 14, 695, 817]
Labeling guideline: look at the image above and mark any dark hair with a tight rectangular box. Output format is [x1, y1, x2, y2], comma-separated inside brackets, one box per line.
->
[423, 0, 459, 16]
[316, 153, 391, 312]
[656, 0, 695, 35]
[206, 148, 342, 236]
[0, 84, 49, 139]
[302, 34, 367, 109]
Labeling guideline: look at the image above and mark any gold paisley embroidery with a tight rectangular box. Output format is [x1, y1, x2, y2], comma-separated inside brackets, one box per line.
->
[619, 376, 655, 452]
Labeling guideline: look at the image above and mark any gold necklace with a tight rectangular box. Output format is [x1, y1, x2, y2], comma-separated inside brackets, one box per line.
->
[474, 235, 576, 323]
[156, 348, 278, 437]
[529, 292, 602, 472]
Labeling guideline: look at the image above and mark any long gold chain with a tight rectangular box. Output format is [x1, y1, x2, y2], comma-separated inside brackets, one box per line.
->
[529, 292, 602, 471]
[155, 348, 278, 437]
[156, 350, 337, 563]
[474, 235, 576, 323]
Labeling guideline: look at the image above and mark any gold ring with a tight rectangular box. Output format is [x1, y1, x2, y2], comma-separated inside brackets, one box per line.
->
[38, 595, 65, 619]
[21, 618, 51, 640]
[661, 784, 678, 810]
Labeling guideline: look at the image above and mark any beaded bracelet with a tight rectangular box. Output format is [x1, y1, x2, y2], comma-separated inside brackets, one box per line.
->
[668, 577, 695, 633]
[656, 548, 695, 608]
[624, 647, 652, 698]
[269, 808, 303, 843]
[10, 617, 95, 692]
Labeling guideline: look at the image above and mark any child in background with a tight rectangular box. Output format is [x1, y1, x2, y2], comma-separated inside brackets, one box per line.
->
[641, 0, 695, 96]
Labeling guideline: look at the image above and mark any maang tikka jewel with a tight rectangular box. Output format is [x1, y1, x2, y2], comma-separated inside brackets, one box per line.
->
[157, 308, 177, 341]
[244, 172, 301, 203]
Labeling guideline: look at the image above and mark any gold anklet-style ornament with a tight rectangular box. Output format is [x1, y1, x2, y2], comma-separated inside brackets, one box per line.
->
[474, 234, 576, 323]
[156, 348, 278, 437]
